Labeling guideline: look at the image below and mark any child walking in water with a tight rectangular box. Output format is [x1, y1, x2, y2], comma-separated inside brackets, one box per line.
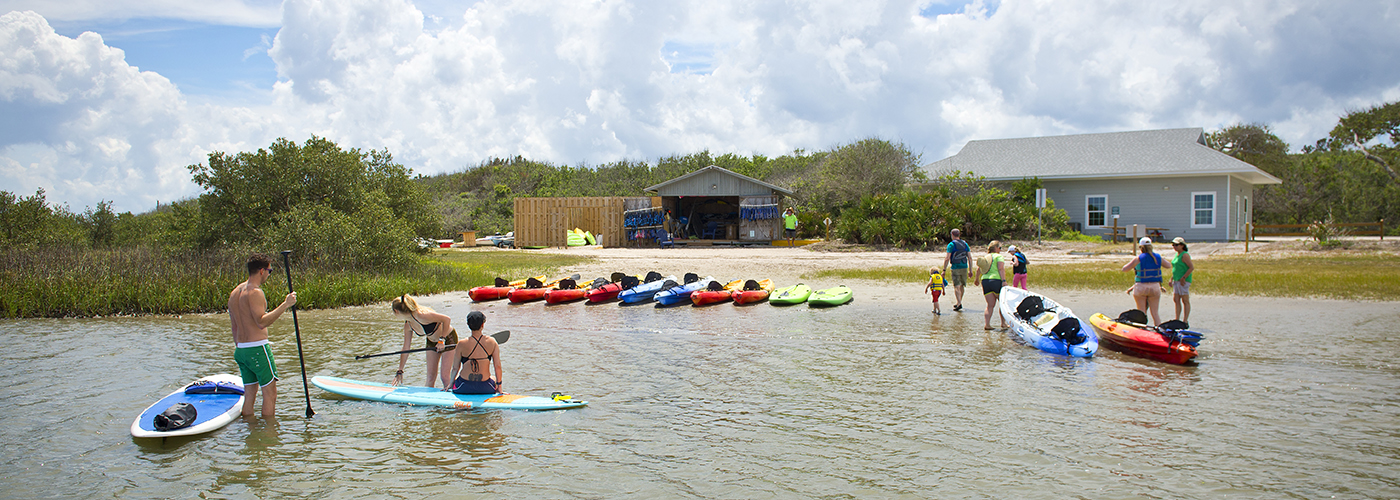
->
[924, 267, 946, 315]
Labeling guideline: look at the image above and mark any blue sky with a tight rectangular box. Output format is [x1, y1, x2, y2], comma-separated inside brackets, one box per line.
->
[3, 0, 1399, 213]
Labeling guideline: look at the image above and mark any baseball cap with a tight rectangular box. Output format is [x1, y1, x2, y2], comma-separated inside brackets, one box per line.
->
[1171, 237, 1186, 245]
[1007, 245, 1018, 252]
[1138, 237, 1152, 246]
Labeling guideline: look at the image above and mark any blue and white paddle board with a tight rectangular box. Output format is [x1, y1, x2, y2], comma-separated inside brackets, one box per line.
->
[130, 373, 245, 438]
[312, 376, 587, 411]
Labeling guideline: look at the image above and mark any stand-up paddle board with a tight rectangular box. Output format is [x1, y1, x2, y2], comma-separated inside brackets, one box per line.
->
[312, 376, 586, 411]
[130, 373, 246, 438]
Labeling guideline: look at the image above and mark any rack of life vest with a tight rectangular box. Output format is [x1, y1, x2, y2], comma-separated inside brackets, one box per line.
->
[739, 203, 780, 221]
[625, 207, 669, 242]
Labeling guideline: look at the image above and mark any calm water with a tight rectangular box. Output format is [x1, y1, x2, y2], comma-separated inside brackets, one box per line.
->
[1, 288, 1398, 499]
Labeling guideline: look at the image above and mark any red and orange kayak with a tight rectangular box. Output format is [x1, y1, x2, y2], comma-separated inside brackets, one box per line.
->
[469, 275, 543, 301]
[508, 275, 577, 304]
[1088, 313, 1197, 364]
[731, 279, 774, 305]
[691, 279, 744, 306]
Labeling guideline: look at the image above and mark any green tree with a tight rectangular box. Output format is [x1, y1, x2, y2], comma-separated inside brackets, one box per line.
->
[791, 138, 923, 216]
[186, 136, 435, 267]
[1328, 101, 1400, 183]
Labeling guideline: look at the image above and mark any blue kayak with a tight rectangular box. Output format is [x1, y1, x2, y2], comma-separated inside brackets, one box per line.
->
[618, 275, 678, 304]
[654, 276, 716, 306]
[998, 286, 1098, 357]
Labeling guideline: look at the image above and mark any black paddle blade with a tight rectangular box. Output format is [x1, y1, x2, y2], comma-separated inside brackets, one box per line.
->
[491, 330, 511, 344]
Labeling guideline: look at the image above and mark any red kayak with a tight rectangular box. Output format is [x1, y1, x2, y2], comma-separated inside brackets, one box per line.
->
[731, 279, 774, 305]
[507, 275, 578, 304]
[469, 275, 543, 302]
[587, 282, 626, 303]
[691, 279, 744, 306]
[1089, 313, 1197, 364]
[468, 286, 511, 301]
[544, 288, 587, 304]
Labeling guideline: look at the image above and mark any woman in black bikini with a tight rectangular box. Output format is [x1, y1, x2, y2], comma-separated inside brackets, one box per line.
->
[450, 311, 503, 394]
[390, 295, 458, 388]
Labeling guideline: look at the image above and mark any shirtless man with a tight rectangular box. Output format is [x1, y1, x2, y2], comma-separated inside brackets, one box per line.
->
[228, 254, 297, 418]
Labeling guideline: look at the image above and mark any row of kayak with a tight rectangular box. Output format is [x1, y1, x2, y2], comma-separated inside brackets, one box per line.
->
[997, 286, 1204, 364]
[469, 272, 854, 307]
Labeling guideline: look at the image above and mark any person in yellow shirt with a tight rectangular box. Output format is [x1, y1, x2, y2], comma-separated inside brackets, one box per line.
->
[924, 267, 946, 315]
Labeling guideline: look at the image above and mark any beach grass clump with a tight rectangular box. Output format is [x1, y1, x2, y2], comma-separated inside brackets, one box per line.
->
[804, 253, 1400, 301]
[0, 247, 591, 318]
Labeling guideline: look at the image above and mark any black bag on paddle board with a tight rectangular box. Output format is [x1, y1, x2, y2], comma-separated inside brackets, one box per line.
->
[153, 402, 197, 431]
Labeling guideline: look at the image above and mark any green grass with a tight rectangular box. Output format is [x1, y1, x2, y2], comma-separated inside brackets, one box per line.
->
[804, 254, 1400, 301]
[0, 247, 592, 318]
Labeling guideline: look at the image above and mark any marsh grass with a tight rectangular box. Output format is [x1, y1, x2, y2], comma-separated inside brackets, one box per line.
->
[0, 247, 591, 318]
[805, 253, 1400, 301]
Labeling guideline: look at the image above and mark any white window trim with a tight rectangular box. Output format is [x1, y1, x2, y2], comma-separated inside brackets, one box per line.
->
[1191, 191, 1217, 229]
[1086, 194, 1108, 228]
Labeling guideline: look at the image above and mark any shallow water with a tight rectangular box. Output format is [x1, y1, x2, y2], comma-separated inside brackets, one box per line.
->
[1, 289, 1397, 499]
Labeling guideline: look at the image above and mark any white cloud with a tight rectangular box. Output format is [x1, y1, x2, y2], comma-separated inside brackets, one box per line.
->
[2, 0, 1399, 213]
[0, 0, 283, 27]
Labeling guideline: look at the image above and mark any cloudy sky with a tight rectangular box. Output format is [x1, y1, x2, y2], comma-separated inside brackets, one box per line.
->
[3, 0, 1398, 213]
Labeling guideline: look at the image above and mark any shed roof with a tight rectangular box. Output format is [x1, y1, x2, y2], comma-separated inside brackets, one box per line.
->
[922, 128, 1282, 185]
[645, 165, 795, 197]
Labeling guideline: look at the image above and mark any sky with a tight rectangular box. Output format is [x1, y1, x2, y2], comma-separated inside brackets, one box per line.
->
[2, 0, 1399, 213]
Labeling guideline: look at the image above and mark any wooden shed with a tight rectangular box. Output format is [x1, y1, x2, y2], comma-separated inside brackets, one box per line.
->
[645, 165, 795, 242]
[513, 197, 650, 248]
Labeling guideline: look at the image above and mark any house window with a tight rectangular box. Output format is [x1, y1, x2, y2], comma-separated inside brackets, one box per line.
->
[1192, 192, 1216, 228]
[1086, 195, 1107, 227]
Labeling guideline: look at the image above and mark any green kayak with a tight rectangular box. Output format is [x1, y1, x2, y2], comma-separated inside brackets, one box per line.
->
[769, 283, 812, 305]
[807, 285, 853, 307]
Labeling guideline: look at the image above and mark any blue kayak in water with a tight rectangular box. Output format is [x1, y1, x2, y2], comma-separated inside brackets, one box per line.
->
[654, 276, 716, 306]
[998, 286, 1098, 357]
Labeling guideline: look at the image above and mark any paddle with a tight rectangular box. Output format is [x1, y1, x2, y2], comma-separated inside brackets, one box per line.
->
[280, 250, 315, 419]
[354, 330, 511, 359]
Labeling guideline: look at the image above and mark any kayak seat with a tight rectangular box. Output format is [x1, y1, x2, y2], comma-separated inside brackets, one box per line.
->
[557, 279, 577, 290]
[1016, 296, 1045, 321]
[494, 277, 509, 287]
[620, 275, 640, 289]
[588, 277, 609, 289]
[644, 271, 664, 283]
[526, 277, 544, 289]
[1117, 309, 1149, 325]
[683, 273, 699, 284]
[707, 280, 725, 291]
[1050, 318, 1086, 345]
[743, 279, 761, 291]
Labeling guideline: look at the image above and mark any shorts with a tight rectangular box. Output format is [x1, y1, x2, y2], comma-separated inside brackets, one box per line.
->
[784, 228, 797, 238]
[451, 377, 499, 395]
[950, 268, 968, 287]
[931, 290, 942, 302]
[1012, 273, 1028, 289]
[235, 343, 279, 388]
[1132, 282, 1163, 298]
[981, 279, 1003, 295]
[1172, 280, 1191, 296]
[425, 329, 459, 352]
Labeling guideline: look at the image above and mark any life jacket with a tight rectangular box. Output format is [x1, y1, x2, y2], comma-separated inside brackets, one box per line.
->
[1135, 252, 1163, 283]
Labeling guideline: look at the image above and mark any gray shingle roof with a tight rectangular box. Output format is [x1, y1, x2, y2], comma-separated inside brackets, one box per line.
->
[922, 128, 1282, 185]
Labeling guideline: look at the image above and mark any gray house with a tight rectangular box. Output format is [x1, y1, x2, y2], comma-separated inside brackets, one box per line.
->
[922, 128, 1283, 242]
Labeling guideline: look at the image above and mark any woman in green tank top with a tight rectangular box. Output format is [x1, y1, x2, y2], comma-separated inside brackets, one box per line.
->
[1170, 237, 1195, 324]
[974, 240, 1008, 330]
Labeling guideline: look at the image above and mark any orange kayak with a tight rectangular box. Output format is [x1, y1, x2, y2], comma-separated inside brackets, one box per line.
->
[691, 279, 744, 306]
[731, 279, 775, 305]
[1088, 313, 1197, 364]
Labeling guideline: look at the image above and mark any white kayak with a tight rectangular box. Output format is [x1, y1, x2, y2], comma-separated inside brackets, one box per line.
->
[997, 286, 1098, 357]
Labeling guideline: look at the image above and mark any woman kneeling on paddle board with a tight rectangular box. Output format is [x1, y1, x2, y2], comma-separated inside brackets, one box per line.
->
[391, 295, 458, 388]
[450, 311, 503, 394]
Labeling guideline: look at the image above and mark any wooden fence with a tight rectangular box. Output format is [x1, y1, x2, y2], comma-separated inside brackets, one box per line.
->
[1246, 219, 1384, 251]
[514, 197, 650, 248]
